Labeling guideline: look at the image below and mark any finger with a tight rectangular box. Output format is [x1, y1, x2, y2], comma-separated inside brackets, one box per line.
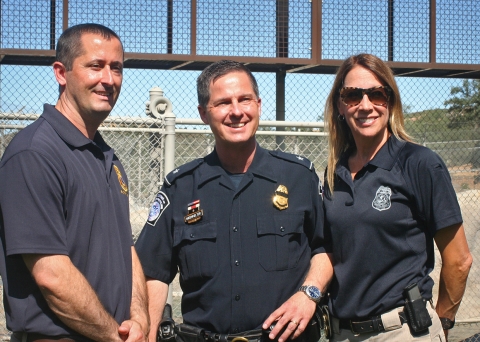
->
[119, 320, 132, 335]
[262, 309, 284, 329]
[277, 320, 298, 342]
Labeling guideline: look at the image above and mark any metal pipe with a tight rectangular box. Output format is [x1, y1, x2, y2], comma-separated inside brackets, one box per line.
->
[388, 0, 394, 61]
[167, 0, 173, 54]
[50, 0, 56, 50]
[0, 114, 325, 128]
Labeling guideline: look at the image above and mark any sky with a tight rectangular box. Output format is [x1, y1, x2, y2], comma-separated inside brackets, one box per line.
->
[0, 0, 478, 121]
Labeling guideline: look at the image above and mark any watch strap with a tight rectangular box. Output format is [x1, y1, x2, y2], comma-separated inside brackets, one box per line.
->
[298, 285, 322, 303]
[440, 317, 455, 330]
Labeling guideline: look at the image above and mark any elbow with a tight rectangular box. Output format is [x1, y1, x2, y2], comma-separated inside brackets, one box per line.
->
[450, 252, 473, 279]
[33, 272, 63, 295]
[462, 252, 473, 275]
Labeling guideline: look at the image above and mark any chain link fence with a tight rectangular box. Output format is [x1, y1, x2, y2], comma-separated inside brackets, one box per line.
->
[1, 0, 480, 341]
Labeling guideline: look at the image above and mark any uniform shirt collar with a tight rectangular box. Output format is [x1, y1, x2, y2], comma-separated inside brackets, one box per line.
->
[198, 144, 276, 186]
[41, 104, 108, 150]
[338, 135, 405, 172]
[368, 135, 406, 170]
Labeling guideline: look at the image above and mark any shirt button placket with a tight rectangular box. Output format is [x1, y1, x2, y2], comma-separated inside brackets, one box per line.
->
[231, 192, 243, 326]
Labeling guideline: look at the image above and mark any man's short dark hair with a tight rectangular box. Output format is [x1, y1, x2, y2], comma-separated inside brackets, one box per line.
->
[197, 60, 259, 108]
[56, 23, 123, 71]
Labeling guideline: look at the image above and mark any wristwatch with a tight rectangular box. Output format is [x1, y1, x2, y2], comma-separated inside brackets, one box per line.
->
[440, 317, 455, 330]
[299, 285, 323, 303]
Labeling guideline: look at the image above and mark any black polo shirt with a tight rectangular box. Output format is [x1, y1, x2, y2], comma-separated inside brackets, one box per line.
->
[0, 104, 133, 337]
[323, 135, 462, 319]
[136, 145, 326, 334]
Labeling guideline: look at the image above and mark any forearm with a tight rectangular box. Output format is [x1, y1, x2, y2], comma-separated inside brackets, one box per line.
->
[302, 252, 334, 292]
[130, 248, 149, 335]
[146, 278, 169, 342]
[434, 224, 473, 319]
[23, 254, 122, 342]
[436, 257, 472, 319]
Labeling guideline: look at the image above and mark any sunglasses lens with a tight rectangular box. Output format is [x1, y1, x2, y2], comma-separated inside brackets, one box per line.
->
[340, 87, 389, 106]
[341, 89, 363, 106]
[368, 89, 388, 105]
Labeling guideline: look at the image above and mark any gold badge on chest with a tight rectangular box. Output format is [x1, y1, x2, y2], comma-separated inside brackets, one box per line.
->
[273, 185, 288, 210]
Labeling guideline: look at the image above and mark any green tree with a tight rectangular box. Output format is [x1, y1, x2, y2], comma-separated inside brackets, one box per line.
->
[444, 79, 480, 130]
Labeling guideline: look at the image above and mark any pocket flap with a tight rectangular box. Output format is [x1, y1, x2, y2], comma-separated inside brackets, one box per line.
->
[257, 214, 304, 236]
[173, 221, 217, 246]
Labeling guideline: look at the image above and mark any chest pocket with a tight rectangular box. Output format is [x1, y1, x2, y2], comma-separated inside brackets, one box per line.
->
[173, 221, 217, 281]
[257, 213, 306, 271]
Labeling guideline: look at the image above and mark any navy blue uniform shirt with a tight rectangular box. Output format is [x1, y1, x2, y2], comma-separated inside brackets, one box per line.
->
[136, 145, 326, 334]
[0, 105, 133, 338]
[323, 135, 462, 319]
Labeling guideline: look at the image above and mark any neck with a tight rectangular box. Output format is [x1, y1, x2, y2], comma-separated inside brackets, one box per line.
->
[55, 96, 103, 140]
[352, 132, 391, 164]
[215, 140, 257, 174]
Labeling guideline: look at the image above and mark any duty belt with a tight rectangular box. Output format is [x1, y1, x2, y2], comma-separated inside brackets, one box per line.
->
[203, 329, 265, 342]
[338, 311, 408, 335]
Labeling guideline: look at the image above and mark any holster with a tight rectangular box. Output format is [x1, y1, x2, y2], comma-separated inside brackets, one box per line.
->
[158, 304, 177, 342]
[175, 324, 206, 342]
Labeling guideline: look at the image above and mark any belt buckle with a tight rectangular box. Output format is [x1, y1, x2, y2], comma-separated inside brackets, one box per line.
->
[349, 321, 361, 337]
[231, 337, 249, 342]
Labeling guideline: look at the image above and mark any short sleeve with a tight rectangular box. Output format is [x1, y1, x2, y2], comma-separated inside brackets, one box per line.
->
[135, 185, 178, 284]
[0, 151, 68, 256]
[307, 168, 329, 255]
[406, 149, 462, 236]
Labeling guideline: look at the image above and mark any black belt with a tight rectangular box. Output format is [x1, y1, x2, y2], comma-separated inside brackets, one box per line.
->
[11, 332, 77, 342]
[338, 311, 408, 335]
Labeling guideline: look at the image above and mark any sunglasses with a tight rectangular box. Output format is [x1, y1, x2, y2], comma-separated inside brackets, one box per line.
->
[339, 86, 392, 107]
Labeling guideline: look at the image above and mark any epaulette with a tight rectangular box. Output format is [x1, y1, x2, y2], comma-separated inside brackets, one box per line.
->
[164, 159, 204, 186]
[269, 150, 314, 170]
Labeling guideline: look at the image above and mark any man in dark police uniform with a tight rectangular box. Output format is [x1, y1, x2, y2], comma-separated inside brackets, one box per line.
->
[135, 60, 334, 342]
[0, 24, 148, 341]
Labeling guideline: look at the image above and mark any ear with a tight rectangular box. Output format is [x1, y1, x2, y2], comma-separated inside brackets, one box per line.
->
[257, 98, 262, 117]
[198, 105, 209, 125]
[53, 61, 67, 87]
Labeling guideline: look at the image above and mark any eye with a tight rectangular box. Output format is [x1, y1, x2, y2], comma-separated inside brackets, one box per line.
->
[369, 90, 388, 104]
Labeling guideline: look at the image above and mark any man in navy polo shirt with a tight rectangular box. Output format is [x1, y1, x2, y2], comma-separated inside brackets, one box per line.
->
[0, 24, 148, 341]
[136, 60, 334, 342]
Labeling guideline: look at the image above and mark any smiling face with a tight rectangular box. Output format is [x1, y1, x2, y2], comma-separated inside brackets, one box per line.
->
[198, 71, 261, 151]
[338, 65, 390, 147]
[54, 32, 123, 134]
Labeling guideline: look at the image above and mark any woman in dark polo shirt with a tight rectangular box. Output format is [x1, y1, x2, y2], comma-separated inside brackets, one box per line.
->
[322, 53, 472, 341]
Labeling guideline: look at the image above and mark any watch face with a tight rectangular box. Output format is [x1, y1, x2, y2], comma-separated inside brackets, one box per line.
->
[307, 286, 321, 299]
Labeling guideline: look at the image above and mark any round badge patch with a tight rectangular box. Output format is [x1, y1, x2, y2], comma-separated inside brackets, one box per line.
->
[147, 191, 170, 226]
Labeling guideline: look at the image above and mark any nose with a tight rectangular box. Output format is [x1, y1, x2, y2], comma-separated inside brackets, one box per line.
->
[230, 100, 243, 116]
[358, 93, 373, 110]
[101, 67, 114, 85]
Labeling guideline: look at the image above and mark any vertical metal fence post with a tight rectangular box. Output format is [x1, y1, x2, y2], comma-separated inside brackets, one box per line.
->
[145, 87, 176, 305]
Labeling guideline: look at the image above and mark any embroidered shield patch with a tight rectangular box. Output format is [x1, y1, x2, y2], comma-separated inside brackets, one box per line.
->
[147, 191, 170, 226]
[372, 186, 391, 211]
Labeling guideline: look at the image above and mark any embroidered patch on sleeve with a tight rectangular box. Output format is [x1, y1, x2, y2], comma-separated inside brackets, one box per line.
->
[147, 191, 170, 226]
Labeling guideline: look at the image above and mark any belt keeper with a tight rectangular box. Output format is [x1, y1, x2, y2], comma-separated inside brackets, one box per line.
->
[381, 308, 402, 331]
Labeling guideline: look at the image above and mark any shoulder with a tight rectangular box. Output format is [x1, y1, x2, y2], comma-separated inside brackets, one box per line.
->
[1, 118, 58, 167]
[398, 141, 446, 169]
[163, 158, 204, 186]
[268, 150, 315, 171]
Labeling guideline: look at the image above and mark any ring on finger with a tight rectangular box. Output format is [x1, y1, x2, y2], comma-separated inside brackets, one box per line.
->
[290, 320, 298, 325]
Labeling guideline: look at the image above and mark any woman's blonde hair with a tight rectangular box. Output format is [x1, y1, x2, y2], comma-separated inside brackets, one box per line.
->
[325, 53, 412, 194]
